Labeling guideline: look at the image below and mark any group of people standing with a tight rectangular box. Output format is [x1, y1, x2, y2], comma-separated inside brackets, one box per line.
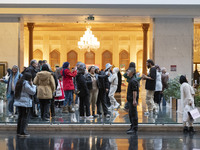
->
[0, 57, 196, 136]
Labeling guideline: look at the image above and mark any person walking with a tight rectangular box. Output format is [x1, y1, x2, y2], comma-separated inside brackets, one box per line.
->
[108, 67, 120, 110]
[61, 62, 77, 113]
[142, 59, 157, 116]
[126, 67, 139, 135]
[14, 72, 36, 137]
[180, 75, 195, 133]
[34, 64, 55, 121]
[0, 65, 22, 117]
[76, 67, 92, 119]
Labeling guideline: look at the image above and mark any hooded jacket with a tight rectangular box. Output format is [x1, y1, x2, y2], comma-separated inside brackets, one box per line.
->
[61, 69, 77, 91]
[33, 71, 55, 99]
[14, 80, 36, 107]
[108, 67, 119, 86]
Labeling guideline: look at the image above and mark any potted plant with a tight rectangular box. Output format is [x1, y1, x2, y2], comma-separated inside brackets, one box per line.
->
[194, 86, 200, 107]
[163, 76, 181, 110]
[0, 82, 6, 114]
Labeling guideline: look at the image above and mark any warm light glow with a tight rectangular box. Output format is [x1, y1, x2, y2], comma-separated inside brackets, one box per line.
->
[78, 26, 100, 52]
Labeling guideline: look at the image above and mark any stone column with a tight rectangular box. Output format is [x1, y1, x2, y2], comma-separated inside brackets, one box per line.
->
[27, 23, 34, 64]
[142, 24, 149, 74]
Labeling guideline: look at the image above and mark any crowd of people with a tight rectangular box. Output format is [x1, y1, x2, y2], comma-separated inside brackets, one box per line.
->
[0, 58, 196, 136]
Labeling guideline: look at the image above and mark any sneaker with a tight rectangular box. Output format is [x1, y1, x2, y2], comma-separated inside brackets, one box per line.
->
[108, 105, 114, 110]
[105, 114, 110, 118]
[42, 118, 50, 121]
[74, 104, 79, 108]
[114, 103, 120, 109]
[79, 116, 85, 120]
[86, 116, 93, 120]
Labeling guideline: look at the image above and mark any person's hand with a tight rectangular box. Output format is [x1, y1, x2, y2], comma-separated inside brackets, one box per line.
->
[133, 100, 137, 106]
[106, 89, 109, 93]
[142, 74, 147, 79]
[107, 72, 111, 76]
[74, 66, 77, 71]
[189, 102, 192, 106]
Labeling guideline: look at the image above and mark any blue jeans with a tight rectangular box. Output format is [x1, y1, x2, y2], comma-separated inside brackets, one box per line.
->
[7, 91, 14, 113]
[64, 90, 73, 106]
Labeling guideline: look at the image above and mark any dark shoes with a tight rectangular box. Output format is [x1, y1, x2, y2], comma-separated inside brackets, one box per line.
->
[127, 129, 137, 135]
[183, 126, 195, 134]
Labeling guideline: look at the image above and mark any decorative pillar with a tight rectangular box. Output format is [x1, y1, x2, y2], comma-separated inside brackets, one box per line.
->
[27, 23, 34, 64]
[142, 24, 149, 74]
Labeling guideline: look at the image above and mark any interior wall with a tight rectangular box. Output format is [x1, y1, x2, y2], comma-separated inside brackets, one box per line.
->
[154, 18, 193, 83]
[24, 25, 148, 72]
[0, 22, 19, 70]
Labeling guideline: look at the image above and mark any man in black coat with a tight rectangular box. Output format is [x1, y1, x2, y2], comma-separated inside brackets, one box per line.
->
[95, 66, 110, 118]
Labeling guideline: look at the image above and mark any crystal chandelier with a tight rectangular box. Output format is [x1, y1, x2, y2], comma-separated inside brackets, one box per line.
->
[78, 26, 100, 52]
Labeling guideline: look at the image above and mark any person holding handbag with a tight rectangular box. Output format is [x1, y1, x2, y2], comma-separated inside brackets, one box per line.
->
[180, 75, 195, 133]
[14, 72, 36, 137]
[54, 75, 65, 108]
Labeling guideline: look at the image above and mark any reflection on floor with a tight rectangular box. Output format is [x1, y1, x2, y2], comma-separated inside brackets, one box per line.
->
[0, 81, 200, 124]
[0, 131, 200, 150]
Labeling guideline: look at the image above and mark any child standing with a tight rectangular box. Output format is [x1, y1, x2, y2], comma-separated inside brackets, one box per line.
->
[55, 75, 65, 108]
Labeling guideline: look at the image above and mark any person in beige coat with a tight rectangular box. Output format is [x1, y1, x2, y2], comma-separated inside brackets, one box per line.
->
[34, 64, 55, 121]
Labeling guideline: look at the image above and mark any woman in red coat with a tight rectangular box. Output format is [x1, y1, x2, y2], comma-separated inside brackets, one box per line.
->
[61, 62, 77, 113]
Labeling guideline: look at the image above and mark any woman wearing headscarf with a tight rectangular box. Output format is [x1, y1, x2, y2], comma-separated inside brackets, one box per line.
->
[180, 75, 195, 133]
[0, 65, 22, 117]
[60, 62, 77, 113]
[34, 64, 55, 121]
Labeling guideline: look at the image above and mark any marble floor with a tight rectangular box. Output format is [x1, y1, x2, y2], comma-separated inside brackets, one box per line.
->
[0, 81, 200, 124]
[0, 131, 200, 150]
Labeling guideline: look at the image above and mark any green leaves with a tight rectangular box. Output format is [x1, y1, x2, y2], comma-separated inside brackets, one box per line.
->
[0, 82, 6, 100]
[163, 76, 181, 101]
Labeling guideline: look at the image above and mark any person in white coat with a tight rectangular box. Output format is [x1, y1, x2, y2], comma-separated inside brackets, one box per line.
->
[180, 75, 195, 133]
[107, 67, 120, 110]
[154, 65, 163, 113]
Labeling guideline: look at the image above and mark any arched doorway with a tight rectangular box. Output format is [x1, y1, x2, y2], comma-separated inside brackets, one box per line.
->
[49, 50, 60, 71]
[33, 49, 43, 61]
[119, 50, 130, 70]
[102, 50, 112, 70]
[137, 50, 143, 74]
[67, 50, 77, 68]
[85, 51, 95, 65]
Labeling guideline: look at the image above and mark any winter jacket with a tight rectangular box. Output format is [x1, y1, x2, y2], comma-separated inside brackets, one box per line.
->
[97, 71, 109, 91]
[14, 81, 36, 107]
[108, 68, 119, 86]
[61, 69, 77, 91]
[76, 73, 89, 97]
[181, 82, 195, 122]
[33, 71, 56, 99]
[85, 73, 99, 90]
